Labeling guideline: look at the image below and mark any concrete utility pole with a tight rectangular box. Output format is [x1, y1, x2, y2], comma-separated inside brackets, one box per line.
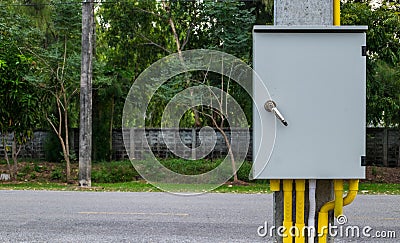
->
[79, 0, 94, 187]
[273, 0, 334, 242]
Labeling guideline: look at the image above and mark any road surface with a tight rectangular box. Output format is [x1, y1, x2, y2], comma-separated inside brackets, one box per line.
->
[0, 190, 399, 242]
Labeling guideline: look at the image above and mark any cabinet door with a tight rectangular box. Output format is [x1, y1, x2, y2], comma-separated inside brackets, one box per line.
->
[252, 26, 366, 179]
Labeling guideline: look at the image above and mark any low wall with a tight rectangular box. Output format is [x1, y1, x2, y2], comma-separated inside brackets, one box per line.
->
[0, 128, 399, 167]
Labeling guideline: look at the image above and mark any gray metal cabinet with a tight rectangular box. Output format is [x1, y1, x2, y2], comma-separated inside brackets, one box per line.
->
[252, 26, 367, 179]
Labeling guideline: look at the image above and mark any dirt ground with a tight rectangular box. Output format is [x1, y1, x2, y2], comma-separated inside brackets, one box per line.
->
[0, 162, 400, 184]
[0, 161, 79, 182]
[363, 165, 400, 183]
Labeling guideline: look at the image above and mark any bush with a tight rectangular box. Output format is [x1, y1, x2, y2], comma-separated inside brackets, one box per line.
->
[158, 158, 223, 175]
[236, 161, 252, 182]
[145, 158, 253, 182]
[92, 160, 140, 183]
[44, 132, 63, 162]
[50, 168, 64, 180]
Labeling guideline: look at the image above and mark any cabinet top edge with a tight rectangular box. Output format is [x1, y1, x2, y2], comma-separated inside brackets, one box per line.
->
[253, 25, 368, 33]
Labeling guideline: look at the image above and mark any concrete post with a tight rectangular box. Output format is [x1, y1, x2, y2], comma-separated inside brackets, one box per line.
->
[79, 0, 94, 187]
[273, 1, 334, 242]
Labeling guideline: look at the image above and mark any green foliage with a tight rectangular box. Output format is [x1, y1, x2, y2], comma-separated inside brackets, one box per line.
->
[90, 159, 252, 183]
[92, 88, 114, 161]
[203, 0, 255, 60]
[98, 1, 258, 129]
[33, 163, 46, 173]
[50, 168, 64, 180]
[235, 161, 252, 182]
[342, 1, 400, 126]
[372, 61, 400, 126]
[159, 158, 223, 175]
[158, 158, 252, 182]
[91, 160, 140, 183]
[20, 164, 32, 175]
[44, 131, 63, 162]
[0, 6, 42, 143]
[98, 0, 170, 128]
[29, 172, 37, 180]
[372, 166, 378, 176]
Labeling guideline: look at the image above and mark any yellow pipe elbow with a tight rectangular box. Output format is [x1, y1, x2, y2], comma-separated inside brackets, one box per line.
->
[319, 180, 359, 243]
[283, 180, 293, 243]
[333, 0, 340, 26]
[318, 180, 341, 243]
[270, 179, 280, 192]
[334, 179, 344, 217]
[295, 179, 306, 243]
[344, 179, 359, 206]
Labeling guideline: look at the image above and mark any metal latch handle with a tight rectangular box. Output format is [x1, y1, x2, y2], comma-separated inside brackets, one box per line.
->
[264, 100, 288, 126]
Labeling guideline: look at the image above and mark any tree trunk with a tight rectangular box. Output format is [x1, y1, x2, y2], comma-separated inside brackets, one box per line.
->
[54, 131, 70, 181]
[11, 134, 20, 181]
[109, 95, 114, 161]
[63, 90, 71, 182]
[193, 109, 201, 127]
[2, 134, 13, 180]
[217, 127, 239, 182]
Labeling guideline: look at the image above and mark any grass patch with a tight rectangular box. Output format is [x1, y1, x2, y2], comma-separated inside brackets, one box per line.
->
[0, 180, 269, 193]
[0, 182, 72, 191]
[93, 181, 160, 192]
[92, 160, 140, 183]
[1, 159, 399, 195]
[357, 182, 400, 195]
[2, 180, 399, 195]
[158, 158, 223, 175]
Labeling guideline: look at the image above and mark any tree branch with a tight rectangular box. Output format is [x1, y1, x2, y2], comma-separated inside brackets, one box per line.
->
[138, 33, 171, 53]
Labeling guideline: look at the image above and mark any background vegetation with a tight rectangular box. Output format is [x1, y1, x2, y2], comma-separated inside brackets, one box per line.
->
[0, 0, 399, 183]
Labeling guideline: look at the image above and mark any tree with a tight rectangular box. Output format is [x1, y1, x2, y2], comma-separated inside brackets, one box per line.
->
[0, 6, 42, 179]
[342, 0, 400, 126]
[342, 0, 400, 166]
[193, 0, 255, 183]
[98, 0, 258, 181]
[25, 0, 82, 182]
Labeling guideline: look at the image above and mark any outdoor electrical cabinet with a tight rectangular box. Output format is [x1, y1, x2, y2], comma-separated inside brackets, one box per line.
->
[252, 26, 367, 179]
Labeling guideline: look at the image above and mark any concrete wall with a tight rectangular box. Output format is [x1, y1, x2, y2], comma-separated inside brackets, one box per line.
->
[0, 128, 399, 166]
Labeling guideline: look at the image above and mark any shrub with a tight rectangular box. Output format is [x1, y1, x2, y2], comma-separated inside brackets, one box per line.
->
[50, 168, 64, 180]
[44, 132, 63, 162]
[92, 161, 140, 183]
[236, 161, 252, 182]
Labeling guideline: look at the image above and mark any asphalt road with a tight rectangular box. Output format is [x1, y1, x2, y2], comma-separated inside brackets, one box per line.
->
[0, 190, 399, 242]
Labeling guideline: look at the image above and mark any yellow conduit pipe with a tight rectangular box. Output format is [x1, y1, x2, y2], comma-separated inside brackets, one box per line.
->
[295, 179, 306, 243]
[333, 0, 340, 26]
[334, 179, 344, 217]
[343, 180, 359, 206]
[318, 180, 344, 243]
[319, 5, 343, 240]
[283, 180, 293, 243]
[270, 179, 280, 192]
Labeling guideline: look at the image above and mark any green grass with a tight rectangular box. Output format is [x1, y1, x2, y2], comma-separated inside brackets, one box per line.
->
[1, 181, 399, 195]
[357, 182, 400, 195]
[158, 158, 223, 175]
[0, 180, 269, 193]
[94, 181, 161, 192]
[1, 159, 399, 194]
[0, 182, 72, 191]
[92, 160, 140, 183]
[341, 181, 400, 195]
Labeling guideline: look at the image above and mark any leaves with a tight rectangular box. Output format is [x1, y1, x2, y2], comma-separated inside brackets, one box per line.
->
[342, 1, 400, 126]
[0, 8, 41, 140]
